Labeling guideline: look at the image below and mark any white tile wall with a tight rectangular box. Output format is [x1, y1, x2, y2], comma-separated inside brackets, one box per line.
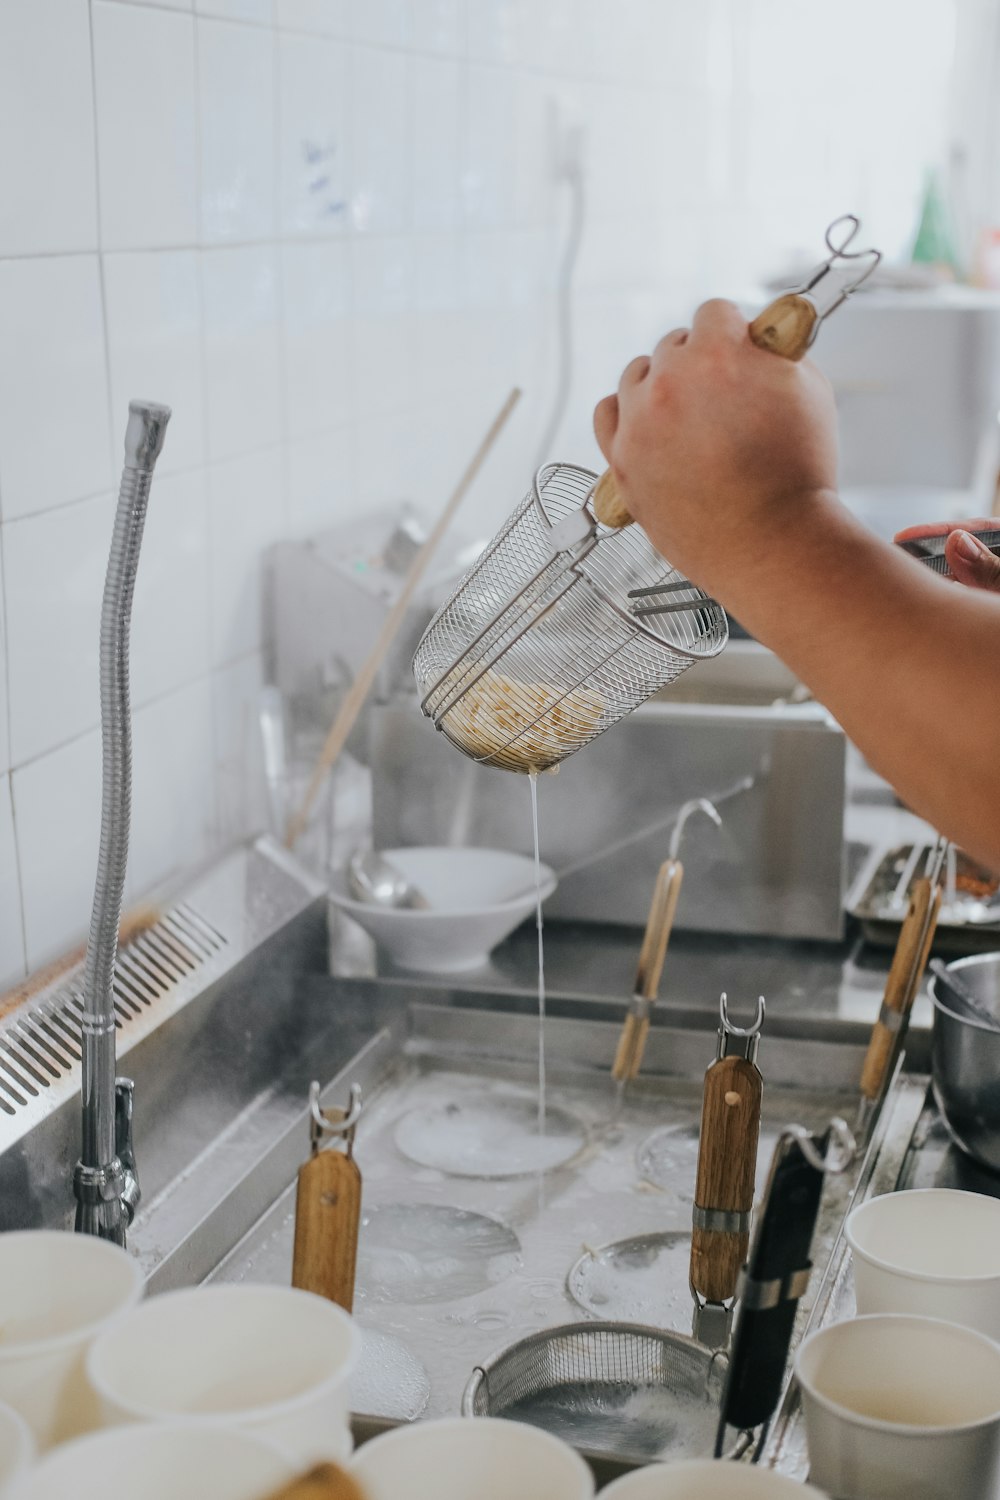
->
[208, 446, 284, 665]
[131, 468, 212, 704]
[4, 493, 113, 767]
[128, 677, 216, 900]
[0, 0, 960, 983]
[201, 244, 282, 459]
[104, 251, 206, 474]
[92, 3, 198, 251]
[0, 257, 111, 520]
[278, 32, 349, 238]
[0, 0, 98, 258]
[0, 780, 24, 989]
[13, 728, 102, 971]
[198, 17, 277, 243]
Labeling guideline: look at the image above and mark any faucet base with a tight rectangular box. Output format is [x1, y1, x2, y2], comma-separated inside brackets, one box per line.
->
[73, 1157, 128, 1244]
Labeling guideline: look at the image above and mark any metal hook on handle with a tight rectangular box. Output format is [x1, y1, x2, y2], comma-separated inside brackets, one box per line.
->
[795, 213, 881, 326]
[668, 798, 723, 862]
[308, 1080, 363, 1155]
[782, 1116, 857, 1175]
[719, 992, 766, 1038]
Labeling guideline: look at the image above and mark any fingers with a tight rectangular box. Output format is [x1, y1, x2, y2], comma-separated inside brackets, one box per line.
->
[618, 355, 651, 395]
[945, 530, 1000, 593]
[689, 298, 746, 345]
[593, 393, 618, 463]
[651, 327, 689, 363]
[894, 518, 996, 543]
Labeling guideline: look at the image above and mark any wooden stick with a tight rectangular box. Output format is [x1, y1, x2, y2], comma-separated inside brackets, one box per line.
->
[285, 388, 522, 850]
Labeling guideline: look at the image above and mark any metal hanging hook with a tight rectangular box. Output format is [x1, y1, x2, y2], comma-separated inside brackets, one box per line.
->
[782, 1116, 857, 1175]
[793, 213, 881, 330]
[719, 992, 766, 1038]
[308, 1080, 363, 1156]
[669, 798, 723, 862]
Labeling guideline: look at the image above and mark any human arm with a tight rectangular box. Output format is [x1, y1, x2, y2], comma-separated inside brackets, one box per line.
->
[593, 300, 1000, 868]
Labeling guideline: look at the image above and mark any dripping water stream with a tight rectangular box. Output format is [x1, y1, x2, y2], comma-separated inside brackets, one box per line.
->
[529, 769, 546, 1139]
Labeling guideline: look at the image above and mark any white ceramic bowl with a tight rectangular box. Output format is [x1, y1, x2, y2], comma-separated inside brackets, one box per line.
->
[0, 1402, 34, 1496]
[329, 848, 556, 972]
[0, 1231, 144, 1450]
[86, 1285, 360, 1467]
[796, 1313, 1000, 1500]
[351, 1416, 594, 1500]
[846, 1188, 1000, 1337]
[600, 1460, 829, 1497]
[6, 1421, 294, 1500]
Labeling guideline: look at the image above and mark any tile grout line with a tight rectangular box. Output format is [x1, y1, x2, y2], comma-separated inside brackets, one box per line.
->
[192, 7, 226, 860]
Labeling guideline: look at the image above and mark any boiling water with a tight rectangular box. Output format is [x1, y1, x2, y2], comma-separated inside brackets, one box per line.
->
[501, 1379, 721, 1462]
[529, 770, 545, 1136]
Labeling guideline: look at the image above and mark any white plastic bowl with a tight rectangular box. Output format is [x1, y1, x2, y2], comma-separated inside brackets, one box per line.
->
[0, 1231, 144, 1450]
[846, 1188, 1000, 1337]
[600, 1460, 829, 1497]
[85, 1285, 360, 1467]
[796, 1314, 1000, 1500]
[329, 848, 556, 972]
[5, 1421, 293, 1500]
[0, 1401, 34, 1495]
[351, 1416, 594, 1500]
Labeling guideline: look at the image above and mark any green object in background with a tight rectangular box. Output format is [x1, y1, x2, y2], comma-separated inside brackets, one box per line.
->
[911, 170, 961, 276]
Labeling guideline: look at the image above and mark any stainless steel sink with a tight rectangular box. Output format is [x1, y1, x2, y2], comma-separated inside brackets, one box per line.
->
[0, 838, 959, 1476]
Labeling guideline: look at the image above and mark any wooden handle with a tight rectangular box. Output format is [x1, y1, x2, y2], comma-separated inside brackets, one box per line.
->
[611, 859, 684, 1082]
[593, 293, 820, 532]
[690, 1055, 763, 1304]
[285, 387, 521, 848]
[292, 1150, 362, 1312]
[635, 859, 683, 1001]
[747, 293, 818, 362]
[260, 1463, 368, 1500]
[859, 877, 938, 1102]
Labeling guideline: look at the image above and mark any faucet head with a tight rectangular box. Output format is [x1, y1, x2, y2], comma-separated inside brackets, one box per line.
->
[124, 400, 172, 473]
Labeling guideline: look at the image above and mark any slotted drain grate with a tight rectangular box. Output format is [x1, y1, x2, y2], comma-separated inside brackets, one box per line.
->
[0, 903, 227, 1118]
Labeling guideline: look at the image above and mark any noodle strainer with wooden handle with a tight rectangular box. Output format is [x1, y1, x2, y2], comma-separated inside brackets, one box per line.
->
[413, 217, 879, 775]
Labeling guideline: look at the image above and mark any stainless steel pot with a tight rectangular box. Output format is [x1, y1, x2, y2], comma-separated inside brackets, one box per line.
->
[931, 953, 1000, 1173]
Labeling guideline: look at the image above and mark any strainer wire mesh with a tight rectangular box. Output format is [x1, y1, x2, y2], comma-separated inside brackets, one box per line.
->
[465, 1321, 721, 1417]
[414, 465, 727, 772]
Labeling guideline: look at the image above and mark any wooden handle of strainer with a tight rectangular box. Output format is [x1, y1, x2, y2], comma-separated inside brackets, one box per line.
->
[592, 293, 818, 530]
[261, 1464, 367, 1500]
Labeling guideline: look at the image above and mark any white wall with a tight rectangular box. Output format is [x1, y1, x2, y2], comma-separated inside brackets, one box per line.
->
[0, 0, 957, 982]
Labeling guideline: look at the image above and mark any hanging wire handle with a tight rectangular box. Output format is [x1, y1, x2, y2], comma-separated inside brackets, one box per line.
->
[719, 992, 766, 1038]
[782, 1116, 857, 1175]
[668, 797, 723, 862]
[795, 213, 882, 324]
[308, 1080, 363, 1157]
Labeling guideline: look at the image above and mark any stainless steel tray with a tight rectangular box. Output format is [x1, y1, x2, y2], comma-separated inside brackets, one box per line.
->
[848, 840, 1000, 950]
[200, 998, 926, 1470]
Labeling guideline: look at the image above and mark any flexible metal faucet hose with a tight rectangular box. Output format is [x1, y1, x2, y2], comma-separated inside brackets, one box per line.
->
[75, 401, 170, 1241]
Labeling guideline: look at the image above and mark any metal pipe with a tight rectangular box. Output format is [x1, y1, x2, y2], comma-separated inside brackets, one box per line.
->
[74, 401, 170, 1242]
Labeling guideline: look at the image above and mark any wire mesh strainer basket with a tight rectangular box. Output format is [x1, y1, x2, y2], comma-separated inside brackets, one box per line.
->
[462, 1321, 728, 1463]
[413, 464, 728, 773]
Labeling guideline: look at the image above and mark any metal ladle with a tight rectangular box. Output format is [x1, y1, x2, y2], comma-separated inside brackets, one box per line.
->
[347, 849, 430, 910]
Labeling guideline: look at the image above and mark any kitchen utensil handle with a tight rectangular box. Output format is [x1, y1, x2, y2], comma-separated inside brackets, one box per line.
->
[592, 294, 818, 529]
[260, 1463, 368, 1500]
[636, 858, 683, 1001]
[719, 1134, 826, 1434]
[859, 876, 935, 1102]
[291, 1149, 362, 1312]
[690, 1054, 763, 1304]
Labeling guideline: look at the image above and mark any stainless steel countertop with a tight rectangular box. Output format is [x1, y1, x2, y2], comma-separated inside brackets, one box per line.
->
[330, 910, 936, 1070]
